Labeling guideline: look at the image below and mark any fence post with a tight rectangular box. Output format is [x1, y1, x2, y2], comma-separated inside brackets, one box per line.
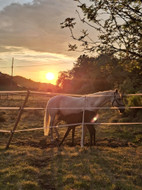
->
[81, 96, 86, 148]
[5, 90, 30, 149]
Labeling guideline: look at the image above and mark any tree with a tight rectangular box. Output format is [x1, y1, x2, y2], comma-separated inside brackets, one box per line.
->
[57, 71, 73, 93]
[61, 0, 142, 61]
[57, 54, 122, 94]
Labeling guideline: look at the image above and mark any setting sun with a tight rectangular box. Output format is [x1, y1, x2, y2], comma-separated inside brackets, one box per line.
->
[46, 72, 55, 81]
[39, 71, 58, 85]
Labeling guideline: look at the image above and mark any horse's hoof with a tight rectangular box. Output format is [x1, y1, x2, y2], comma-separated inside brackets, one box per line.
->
[50, 139, 55, 144]
[58, 143, 62, 147]
[55, 137, 59, 142]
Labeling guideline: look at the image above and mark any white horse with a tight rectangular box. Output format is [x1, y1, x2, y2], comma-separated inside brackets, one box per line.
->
[44, 89, 125, 142]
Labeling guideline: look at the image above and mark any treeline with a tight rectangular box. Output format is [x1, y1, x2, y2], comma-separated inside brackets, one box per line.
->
[57, 54, 142, 94]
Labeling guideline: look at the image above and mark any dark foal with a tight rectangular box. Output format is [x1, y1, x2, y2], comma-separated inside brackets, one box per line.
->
[56, 110, 96, 146]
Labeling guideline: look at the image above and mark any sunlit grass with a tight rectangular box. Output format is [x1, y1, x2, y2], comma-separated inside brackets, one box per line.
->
[0, 94, 142, 189]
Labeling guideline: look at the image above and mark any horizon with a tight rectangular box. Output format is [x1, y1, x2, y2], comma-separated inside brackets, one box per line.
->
[0, 70, 57, 87]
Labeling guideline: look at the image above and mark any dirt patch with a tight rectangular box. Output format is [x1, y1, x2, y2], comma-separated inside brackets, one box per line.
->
[38, 174, 56, 190]
[29, 157, 51, 167]
[13, 136, 137, 149]
[96, 138, 135, 148]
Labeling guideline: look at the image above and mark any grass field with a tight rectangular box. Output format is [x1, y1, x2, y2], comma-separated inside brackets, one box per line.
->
[0, 93, 142, 190]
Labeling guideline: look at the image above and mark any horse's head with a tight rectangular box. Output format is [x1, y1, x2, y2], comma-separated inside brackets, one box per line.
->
[111, 89, 125, 113]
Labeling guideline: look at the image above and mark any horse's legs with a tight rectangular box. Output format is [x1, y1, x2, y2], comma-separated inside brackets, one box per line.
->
[54, 126, 60, 139]
[59, 127, 72, 146]
[49, 116, 55, 142]
[72, 127, 75, 146]
[53, 120, 60, 140]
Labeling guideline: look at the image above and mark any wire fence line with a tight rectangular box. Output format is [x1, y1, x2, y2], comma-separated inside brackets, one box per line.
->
[1, 122, 142, 134]
[0, 90, 142, 97]
[0, 90, 141, 135]
[0, 106, 142, 110]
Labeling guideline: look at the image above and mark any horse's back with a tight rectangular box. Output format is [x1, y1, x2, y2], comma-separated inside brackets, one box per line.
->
[47, 95, 80, 106]
[47, 95, 63, 108]
[47, 95, 84, 115]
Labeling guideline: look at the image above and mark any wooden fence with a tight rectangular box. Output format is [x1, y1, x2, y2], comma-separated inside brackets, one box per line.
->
[0, 90, 142, 149]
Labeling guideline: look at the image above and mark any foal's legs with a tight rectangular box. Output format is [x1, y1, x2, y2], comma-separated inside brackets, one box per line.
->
[87, 125, 96, 146]
[72, 127, 75, 146]
[93, 127, 96, 145]
[92, 125, 96, 145]
[59, 127, 72, 146]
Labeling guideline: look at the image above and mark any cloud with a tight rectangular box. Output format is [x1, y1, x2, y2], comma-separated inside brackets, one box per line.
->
[0, 0, 33, 10]
[0, 46, 23, 53]
[0, 47, 74, 71]
[0, 0, 78, 55]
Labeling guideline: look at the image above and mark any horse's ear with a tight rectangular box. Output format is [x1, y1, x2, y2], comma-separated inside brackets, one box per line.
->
[115, 89, 118, 93]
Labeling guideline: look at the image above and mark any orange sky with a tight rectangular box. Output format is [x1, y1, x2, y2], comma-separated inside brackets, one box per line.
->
[0, 0, 97, 85]
[0, 47, 75, 84]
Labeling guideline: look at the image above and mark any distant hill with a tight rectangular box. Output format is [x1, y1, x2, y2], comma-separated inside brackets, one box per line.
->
[13, 75, 58, 92]
[0, 72, 20, 90]
[0, 72, 59, 92]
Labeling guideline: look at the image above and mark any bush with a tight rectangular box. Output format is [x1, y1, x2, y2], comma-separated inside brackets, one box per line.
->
[127, 96, 142, 106]
[125, 96, 142, 121]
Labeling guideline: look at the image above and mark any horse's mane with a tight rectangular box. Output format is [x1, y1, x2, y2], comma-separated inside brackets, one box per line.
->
[86, 90, 115, 97]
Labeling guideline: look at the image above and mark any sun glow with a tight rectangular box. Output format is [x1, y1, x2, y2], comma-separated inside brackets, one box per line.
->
[91, 114, 99, 123]
[46, 72, 55, 81]
[39, 71, 57, 85]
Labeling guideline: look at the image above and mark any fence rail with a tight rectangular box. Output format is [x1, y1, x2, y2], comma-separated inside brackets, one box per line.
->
[0, 90, 142, 96]
[0, 122, 142, 134]
[0, 90, 141, 149]
[0, 106, 142, 110]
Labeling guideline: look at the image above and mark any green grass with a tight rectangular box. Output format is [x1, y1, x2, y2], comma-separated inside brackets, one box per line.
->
[0, 144, 142, 190]
[0, 95, 142, 190]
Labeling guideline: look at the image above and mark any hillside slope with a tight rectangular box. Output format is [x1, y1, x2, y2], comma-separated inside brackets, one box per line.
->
[0, 72, 59, 92]
[0, 72, 20, 90]
[13, 75, 58, 92]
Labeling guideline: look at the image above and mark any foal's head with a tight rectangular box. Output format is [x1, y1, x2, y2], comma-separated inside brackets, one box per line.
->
[111, 89, 125, 113]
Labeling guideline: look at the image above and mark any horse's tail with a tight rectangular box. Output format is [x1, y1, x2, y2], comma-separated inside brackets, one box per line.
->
[44, 107, 51, 136]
